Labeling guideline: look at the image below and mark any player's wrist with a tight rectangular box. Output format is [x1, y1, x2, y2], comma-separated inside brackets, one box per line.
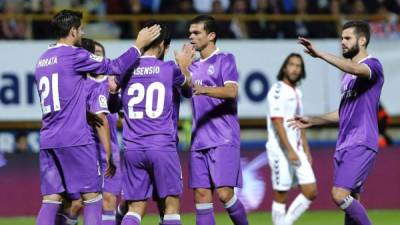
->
[109, 89, 119, 95]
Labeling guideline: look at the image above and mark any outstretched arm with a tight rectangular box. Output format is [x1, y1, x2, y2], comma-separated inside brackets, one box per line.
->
[298, 37, 370, 79]
[288, 110, 339, 129]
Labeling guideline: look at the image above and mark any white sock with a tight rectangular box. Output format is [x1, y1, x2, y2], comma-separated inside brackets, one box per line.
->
[272, 201, 286, 225]
[285, 194, 312, 225]
[163, 214, 181, 221]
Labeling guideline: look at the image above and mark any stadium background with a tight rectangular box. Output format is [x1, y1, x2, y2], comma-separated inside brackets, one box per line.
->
[0, 0, 399, 224]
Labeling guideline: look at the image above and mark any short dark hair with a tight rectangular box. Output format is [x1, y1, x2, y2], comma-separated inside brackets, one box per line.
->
[80, 38, 95, 53]
[277, 53, 306, 81]
[94, 41, 106, 56]
[142, 20, 171, 53]
[342, 20, 371, 47]
[52, 9, 82, 39]
[190, 15, 218, 43]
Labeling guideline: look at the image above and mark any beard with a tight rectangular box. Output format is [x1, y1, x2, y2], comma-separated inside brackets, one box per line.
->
[342, 44, 359, 59]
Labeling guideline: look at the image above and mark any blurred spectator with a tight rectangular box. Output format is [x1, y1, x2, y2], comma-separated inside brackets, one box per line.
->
[14, 131, 29, 154]
[378, 103, 393, 148]
[168, 0, 196, 38]
[278, 0, 314, 38]
[193, 0, 230, 13]
[212, 0, 235, 38]
[32, 0, 55, 39]
[250, 0, 286, 38]
[229, 0, 252, 39]
[140, 0, 162, 12]
[106, 0, 136, 38]
[0, 0, 28, 39]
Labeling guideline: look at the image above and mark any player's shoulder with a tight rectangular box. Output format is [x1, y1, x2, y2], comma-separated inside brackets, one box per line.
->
[362, 56, 382, 68]
[216, 50, 235, 61]
[164, 60, 179, 68]
[268, 82, 287, 99]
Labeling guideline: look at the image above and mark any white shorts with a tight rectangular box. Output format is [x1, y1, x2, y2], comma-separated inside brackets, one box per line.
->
[266, 147, 316, 191]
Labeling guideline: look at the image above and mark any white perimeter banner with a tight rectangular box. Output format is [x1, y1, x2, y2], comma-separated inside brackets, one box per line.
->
[0, 39, 398, 121]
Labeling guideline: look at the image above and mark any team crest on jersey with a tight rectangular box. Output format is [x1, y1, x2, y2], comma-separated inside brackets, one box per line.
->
[99, 95, 108, 108]
[207, 65, 215, 75]
[90, 54, 103, 62]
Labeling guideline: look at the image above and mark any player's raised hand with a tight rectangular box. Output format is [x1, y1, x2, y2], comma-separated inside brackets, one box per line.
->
[105, 155, 116, 178]
[298, 37, 320, 58]
[174, 43, 195, 70]
[287, 115, 313, 129]
[108, 76, 119, 94]
[135, 24, 161, 52]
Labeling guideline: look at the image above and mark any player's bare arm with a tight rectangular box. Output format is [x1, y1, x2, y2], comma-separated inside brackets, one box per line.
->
[193, 83, 238, 99]
[174, 43, 195, 89]
[288, 110, 339, 129]
[107, 76, 122, 113]
[135, 24, 162, 53]
[94, 113, 116, 177]
[271, 118, 301, 166]
[298, 37, 370, 79]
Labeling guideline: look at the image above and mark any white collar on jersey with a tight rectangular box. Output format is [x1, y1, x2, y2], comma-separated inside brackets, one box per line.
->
[199, 48, 220, 62]
[357, 55, 372, 64]
[48, 42, 75, 49]
[88, 75, 108, 83]
[141, 55, 157, 58]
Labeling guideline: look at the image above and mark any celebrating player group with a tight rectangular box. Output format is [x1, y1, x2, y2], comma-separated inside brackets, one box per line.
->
[34, 9, 383, 225]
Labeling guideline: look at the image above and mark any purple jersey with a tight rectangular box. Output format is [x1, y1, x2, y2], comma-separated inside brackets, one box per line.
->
[337, 56, 384, 151]
[189, 49, 240, 151]
[86, 76, 120, 155]
[35, 43, 139, 149]
[119, 56, 186, 150]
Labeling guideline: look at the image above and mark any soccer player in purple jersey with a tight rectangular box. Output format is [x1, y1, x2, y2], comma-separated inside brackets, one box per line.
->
[34, 9, 160, 225]
[266, 53, 317, 225]
[187, 15, 249, 225]
[56, 38, 123, 225]
[108, 22, 193, 225]
[291, 21, 384, 225]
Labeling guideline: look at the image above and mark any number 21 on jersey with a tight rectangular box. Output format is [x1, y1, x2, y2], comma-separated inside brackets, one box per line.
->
[127, 82, 165, 119]
[38, 73, 60, 114]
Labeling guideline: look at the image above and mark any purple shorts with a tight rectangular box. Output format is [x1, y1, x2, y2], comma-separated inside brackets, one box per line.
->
[122, 150, 182, 201]
[100, 144, 122, 196]
[189, 145, 243, 189]
[39, 144, 102, 196]
[333, 146, 377, 193]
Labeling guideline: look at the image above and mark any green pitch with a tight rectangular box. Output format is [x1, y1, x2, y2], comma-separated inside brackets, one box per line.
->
[1, 210, 399, 225]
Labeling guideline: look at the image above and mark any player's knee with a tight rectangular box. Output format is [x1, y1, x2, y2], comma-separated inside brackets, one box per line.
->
[194, 189, 212, 203]
[81, 192, 101, 202]
[70, 200, 83, 214]
[43, 194, 63, 202]
[304, 188, 318, 201]
[102, 192, 117, 210]
[331, 189, 348, 204]
[216, 188, 234, 204]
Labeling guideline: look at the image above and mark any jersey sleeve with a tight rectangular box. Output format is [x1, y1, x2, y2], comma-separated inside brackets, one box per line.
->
[267, 85, 285, 118]
[87, 85, 110, 114]
[74, 46, 140, 77]
[221, 53, 239, 85]
[362, 58, 383, 82]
